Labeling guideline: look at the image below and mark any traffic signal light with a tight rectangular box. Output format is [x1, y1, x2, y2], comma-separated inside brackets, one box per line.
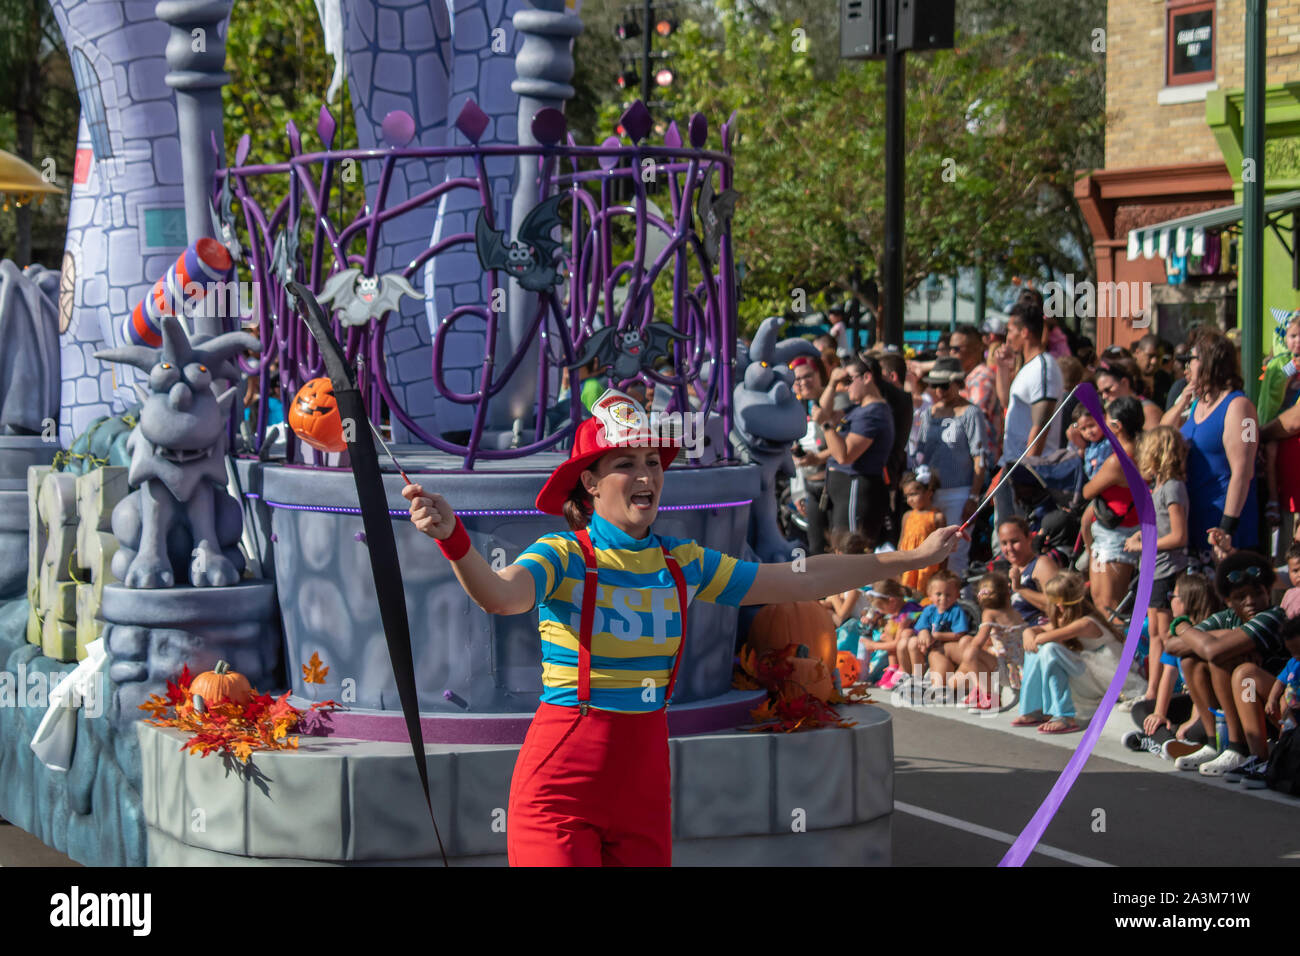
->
[655, 14, 677, 37]
[616, 12, 640, 41]
[617, 68, 639, 90]
[654, 66, 674, 87]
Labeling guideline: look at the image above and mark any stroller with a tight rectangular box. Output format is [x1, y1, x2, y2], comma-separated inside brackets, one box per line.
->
[1009, 448, 1088, 518]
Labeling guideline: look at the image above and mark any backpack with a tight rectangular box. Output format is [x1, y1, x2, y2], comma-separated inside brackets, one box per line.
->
[1266, 727, 1300, 795]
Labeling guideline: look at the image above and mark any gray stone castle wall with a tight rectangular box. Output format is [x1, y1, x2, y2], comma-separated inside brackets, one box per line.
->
[419, 0, 528, 439]
[342, 0, 529, 444]
[49, 1, 190, 446]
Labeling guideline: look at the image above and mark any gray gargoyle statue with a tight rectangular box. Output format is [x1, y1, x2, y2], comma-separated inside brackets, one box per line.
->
[93, 316, 260, 588]
[731, 316, 820, 563]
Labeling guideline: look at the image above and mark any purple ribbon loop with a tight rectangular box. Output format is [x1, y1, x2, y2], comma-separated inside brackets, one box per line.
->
[998, 383, 1156, 867]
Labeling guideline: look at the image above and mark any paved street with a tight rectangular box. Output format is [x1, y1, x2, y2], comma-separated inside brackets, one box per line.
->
[3, 697, 1297, 867]
[0, 818, 76, 866]
[881, 699, 1300, 867]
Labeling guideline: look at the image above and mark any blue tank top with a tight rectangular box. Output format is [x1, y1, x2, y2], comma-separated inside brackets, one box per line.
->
[1180, 390, 1258, 551]
[1012, 557, 1044, 626]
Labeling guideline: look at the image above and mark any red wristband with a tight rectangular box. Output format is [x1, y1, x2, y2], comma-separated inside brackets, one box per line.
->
[437, 516, 471, 561]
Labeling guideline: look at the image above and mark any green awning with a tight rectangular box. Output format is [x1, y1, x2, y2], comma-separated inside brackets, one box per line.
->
[1126, 188, 1300, 261]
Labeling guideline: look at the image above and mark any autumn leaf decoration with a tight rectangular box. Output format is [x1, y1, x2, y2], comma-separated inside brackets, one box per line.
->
[733, 645, 857, 734]
[140, 665, 341, 763]
[302, 651, 329, 684]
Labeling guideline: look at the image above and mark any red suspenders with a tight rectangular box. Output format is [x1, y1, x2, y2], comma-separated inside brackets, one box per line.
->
[574, 528, 688, 716]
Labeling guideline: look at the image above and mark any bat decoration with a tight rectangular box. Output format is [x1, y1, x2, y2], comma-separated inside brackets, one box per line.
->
[567, 323, 692, 382]
[697, 170, 741, 264]
[316, 269, 424, 327]
[271, 225, 301, 304]
[209, 176, 243, 262]
[475, 193, 568, 292]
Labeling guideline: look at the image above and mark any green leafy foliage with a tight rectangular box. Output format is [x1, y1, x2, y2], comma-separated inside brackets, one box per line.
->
[222, 0, 363, 246]
[0, 0, 77, 267]
[592, 0, 1104, 334]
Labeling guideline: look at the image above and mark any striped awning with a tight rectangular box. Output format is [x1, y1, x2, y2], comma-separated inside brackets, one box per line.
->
[1126, 189, 1300, 261]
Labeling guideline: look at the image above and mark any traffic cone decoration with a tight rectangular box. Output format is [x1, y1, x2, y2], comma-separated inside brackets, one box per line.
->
[122, 238, 233, 347]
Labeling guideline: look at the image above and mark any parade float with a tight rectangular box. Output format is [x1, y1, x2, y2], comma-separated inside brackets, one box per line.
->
[0, 0, 894, 866]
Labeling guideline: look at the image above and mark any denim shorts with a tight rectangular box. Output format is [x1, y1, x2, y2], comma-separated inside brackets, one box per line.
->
[1090, 520, 1139, 568]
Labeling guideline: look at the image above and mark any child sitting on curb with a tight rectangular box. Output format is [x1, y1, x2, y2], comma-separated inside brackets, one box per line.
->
[949, 572, 1025, 711]
[895, 570, 971, 701]
[862, 579, 922, 689]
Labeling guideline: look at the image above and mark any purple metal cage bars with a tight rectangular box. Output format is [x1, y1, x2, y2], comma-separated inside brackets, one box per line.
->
[212, 101, 739, 470]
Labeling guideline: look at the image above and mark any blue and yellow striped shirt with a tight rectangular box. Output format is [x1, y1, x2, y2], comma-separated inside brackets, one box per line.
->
[513, 512, 759, 712]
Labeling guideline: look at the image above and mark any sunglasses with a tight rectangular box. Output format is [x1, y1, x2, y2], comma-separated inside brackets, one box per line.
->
[1225, 566, 1266, 585]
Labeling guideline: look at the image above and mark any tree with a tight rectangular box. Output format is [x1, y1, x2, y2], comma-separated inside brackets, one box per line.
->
[602, 0, 1104, 333]
[222, 0, 360, 227]
[0, 0, 77, 267]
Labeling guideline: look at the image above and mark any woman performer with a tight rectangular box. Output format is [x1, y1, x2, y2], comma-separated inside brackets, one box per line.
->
[401, 389, 963, 867]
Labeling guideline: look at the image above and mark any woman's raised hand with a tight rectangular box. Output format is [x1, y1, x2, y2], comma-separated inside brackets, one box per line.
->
[917, 525, 966, 566]
[402, 483, 456, 540]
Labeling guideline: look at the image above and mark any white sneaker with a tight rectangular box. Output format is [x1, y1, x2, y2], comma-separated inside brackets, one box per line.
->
[1173, 744, 1219, 771]
[1199, 749, 1252, 777]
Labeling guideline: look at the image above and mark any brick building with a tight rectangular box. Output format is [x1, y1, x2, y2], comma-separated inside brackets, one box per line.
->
[1077, 0, 1300, 352]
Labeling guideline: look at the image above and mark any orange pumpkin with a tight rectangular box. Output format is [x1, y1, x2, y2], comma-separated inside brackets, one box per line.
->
[836, 650, 861, 687]
[748, 601, 837, 667]
[289, 377, 346, 452]
[191, 660, 252, 708]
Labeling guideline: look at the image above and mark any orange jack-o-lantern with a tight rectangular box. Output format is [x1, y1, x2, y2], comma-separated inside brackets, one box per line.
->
[836, 650, 861, 688]
[289, 377, 346, 452]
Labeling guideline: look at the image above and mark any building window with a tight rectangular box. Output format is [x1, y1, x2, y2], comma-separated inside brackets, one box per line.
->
[1167, 1, 1215, 87]
[70, 48, 113, 161]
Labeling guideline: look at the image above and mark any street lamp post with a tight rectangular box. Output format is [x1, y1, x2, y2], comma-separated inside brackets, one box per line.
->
[840, 0, 955, 349]
[1243, 0, 1266, 404]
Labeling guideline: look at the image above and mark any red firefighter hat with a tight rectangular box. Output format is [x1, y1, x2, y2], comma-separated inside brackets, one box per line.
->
[535, 388, 682, 516]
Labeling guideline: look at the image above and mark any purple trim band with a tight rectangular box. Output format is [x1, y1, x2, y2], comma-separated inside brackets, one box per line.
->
[296, 690, 768, 745]
[998, 383, 1156, 867]
[247, 495, 753, 517]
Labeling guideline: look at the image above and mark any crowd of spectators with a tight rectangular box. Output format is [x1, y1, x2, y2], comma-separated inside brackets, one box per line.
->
[799, 295, 1300, 794]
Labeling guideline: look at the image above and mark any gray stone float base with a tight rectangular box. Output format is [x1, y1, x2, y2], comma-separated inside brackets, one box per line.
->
[101, 581, 281, 727]
[145, 816, 891, 867]
[139, 705, 894, 865]
[0, 438, 57, 599]
[0, 597, 146, 866]
[244, 457, 762, 716]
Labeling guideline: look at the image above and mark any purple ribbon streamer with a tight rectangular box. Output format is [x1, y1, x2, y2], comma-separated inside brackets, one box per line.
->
[997, 383, 1156, 867]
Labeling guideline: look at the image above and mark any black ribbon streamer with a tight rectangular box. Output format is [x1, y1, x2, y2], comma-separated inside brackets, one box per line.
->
[288, 282, 449, 866]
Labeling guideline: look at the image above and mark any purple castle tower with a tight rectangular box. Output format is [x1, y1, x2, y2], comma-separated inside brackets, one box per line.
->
[47, 0, 203, 443]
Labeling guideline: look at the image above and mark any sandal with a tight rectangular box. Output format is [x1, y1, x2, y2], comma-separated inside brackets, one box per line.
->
[1038, 718, 1081, 734]
[1011, 713, 1047, 727]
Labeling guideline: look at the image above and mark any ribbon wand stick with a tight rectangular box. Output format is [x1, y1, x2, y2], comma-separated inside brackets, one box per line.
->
[368, 419, 413, 486]
[958, 384, 1079, 533]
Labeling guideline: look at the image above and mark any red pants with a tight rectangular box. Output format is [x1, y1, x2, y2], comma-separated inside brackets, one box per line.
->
[507, 702, 671, 866]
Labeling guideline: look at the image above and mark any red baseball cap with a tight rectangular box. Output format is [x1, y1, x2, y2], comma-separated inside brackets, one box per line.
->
[535, 389, 682, 516]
